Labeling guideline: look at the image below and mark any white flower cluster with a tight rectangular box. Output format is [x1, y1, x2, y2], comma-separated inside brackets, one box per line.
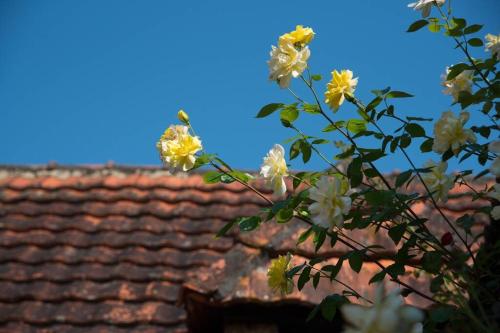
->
[441, 67, 473, 102]
[421, 160, 454, 202]
[432, 111, 476, 155]
[309, 175, 352, 228]
[268, 43, 310, 89]
[268, 26, 314, 88]
[341, 284, 424, 333]
[408, 0, 445, 18]
[260, 144, 289, 196]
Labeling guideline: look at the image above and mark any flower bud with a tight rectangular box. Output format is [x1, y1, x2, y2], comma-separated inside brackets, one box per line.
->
[177, 110, 190, 125]
[441, 232, 453, 246]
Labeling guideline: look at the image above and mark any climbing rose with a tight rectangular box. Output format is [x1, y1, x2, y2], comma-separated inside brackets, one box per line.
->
[268, 41, 310, 88]
[485, 33, 500, 60]
[267, 254, 293, 295]
[279, 25, 315, 48]
[432, 111, 476, 155]
[341, 283, 424, 333]
[156, 125, 202, 171]
[260, 144, 289, 196]
[441, 67, 473, 102]
[309, 175, 351, 228]
[421, 160, 454, 202]
[407, 0, 445, 18]
[324, 70, 358, 111]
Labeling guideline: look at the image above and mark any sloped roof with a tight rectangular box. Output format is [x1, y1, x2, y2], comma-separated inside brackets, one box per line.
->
[0, 165, 491, 332]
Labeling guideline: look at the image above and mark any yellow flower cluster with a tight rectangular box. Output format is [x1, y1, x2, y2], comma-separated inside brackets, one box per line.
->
[267, 254, 293, 295]
[279, 25, 315, 48]
[324, 70, 358, 111]
[268, 25, 314, 89]
[156, 124, 202, 171]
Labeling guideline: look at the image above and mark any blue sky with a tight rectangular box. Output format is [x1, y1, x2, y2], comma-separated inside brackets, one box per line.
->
[1, 0, 499, 172]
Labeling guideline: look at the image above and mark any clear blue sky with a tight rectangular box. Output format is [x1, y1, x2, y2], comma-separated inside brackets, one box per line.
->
[1, 0, 499, 172]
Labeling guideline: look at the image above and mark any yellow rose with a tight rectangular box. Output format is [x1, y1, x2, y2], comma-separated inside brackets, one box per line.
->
[324, 70, 358, 111]
[279, 25, 315, 47]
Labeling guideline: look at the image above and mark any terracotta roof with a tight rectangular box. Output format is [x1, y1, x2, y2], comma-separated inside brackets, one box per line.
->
[0, 165, 492, 332]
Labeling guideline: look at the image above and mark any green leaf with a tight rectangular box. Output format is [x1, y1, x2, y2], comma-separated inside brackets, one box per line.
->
[388, 224, 406, 245]
[430, 275, 444, 293]
[422, 251, 442, 274]
[366, 96, 382, 111]
[298, 266, 311, 290]
[297, 227, 313, 245]
[300, 141, 312, 163]
[219, 174, 235, 183]
[323, 258, 343, 280]
[286, 263, 306, 278]
[238, 216, 261, 232]
[451, 18, 466, 30]
[369, 270, 386, 284]
[371, 86, 391, 96]
[430, 306, 454, 324]
[336, 145, 355, 160]
[386, 91, 414, 99]
[256, 103, 283, 118]
[330, 231, 338, 247]
[320, 295, 346, 321]
[399, 134, 411, 148]
[395, 170, 412, 188]
[347, 157, 363, 188]
[420, 138, 434, 152]
[303, 103, 321, 114]
[280, 104, 299, 123]
[306, 304, 321, 322]
[348, 251, 363, 273]
[468, 38, 483, 47]
[365, 190, 394, 206]
[312, 272, 321, 289]
[428, 18, 441, 33]
[362, 150, 386, 163]
[322, 121, 345, 132]
[386, 263, 405, 278]
[312, 139, 329, 144]
[314, 228, 327, 252]
[464, 24, 483, 34]
[290, 140, 301, 160]
[203, 171, 222, 184]
[192, 153, 216, 169]
[346, 119, 367, 134]
[405, 123, 426, 137]
[311, 74, 322, 81]
[276, 208, 294, 223]
[446, 63, 470, 80]
[215, 220, 237, 238]
[407, 19, 428, 32]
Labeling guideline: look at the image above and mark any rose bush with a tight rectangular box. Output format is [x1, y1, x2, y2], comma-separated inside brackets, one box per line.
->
[157, 2, 499, 332]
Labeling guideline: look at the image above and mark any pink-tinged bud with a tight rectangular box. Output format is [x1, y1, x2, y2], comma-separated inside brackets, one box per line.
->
[441, 232, 453, 246]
